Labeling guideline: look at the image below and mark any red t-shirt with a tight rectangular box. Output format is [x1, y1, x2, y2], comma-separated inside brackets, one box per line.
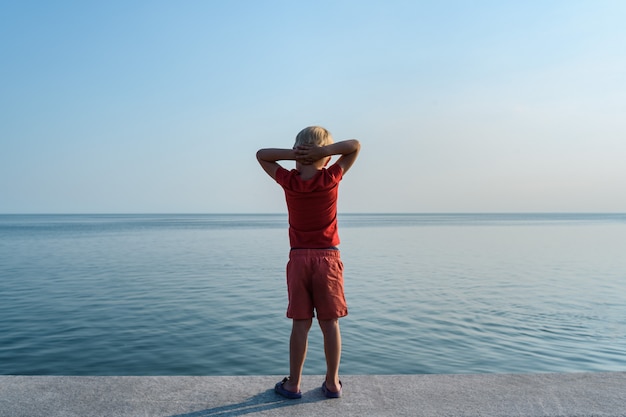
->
[275, 164, 343, 248]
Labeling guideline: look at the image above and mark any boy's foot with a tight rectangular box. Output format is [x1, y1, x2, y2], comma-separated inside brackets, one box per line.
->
[321, 380, 342, 398]
[275, 377, 302, 399]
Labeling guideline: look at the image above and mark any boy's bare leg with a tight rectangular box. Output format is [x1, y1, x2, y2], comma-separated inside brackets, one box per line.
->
[285, 318, 313, 393]
[319, 318, 342, 392]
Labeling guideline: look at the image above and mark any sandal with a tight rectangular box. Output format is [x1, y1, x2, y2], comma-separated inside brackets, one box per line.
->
[275, 377, 302, 399]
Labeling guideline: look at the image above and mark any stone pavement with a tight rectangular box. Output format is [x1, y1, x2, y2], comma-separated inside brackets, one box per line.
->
[1, 372, 625, 416]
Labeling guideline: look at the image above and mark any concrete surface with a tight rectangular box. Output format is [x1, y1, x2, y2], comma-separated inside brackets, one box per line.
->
[0, 373, 625, 417]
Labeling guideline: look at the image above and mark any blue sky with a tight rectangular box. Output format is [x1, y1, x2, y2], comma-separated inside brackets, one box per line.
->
[1, 0, 625, 213]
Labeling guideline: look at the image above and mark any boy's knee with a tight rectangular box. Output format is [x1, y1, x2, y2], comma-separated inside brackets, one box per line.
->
[318, 317, 338, 324]
[292, 318, 313, 331]
[318, 318, 339, 330]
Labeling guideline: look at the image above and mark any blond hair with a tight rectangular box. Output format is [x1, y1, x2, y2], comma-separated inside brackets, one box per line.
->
[294, 126, 334, 147]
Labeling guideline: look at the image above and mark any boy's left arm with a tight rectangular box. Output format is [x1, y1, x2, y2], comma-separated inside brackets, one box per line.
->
[256, 148, 299, 180]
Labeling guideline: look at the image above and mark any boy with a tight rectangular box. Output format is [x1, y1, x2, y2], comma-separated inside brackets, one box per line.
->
[256, 126, 360, 399]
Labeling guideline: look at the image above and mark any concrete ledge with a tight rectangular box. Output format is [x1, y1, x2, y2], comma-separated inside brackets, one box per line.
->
[1, 373, 625, 417]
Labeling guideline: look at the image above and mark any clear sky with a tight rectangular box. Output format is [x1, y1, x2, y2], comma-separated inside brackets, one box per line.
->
[1, 0, 625, 213]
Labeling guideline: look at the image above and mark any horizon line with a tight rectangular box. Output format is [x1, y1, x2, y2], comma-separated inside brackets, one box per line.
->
[1, 212, 625, 216]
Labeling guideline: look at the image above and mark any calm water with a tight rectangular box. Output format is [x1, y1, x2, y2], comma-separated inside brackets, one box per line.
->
[1, 213, 625, 375]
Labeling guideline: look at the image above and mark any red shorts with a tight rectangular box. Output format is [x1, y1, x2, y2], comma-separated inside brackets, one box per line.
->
[286, 249, 348, 320]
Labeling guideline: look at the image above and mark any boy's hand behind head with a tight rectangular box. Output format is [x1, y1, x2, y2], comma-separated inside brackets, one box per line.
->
[295, 144, 326, 165]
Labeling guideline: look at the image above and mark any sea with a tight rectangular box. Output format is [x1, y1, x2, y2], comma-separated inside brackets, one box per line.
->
[1, 213, 625, 376]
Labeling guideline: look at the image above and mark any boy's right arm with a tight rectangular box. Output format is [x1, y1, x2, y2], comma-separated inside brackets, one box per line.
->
[256, 148, 298, 180]
[330, 139, 361, 174]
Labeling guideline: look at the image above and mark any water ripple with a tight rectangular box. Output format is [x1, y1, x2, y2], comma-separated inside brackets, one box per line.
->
[1, 214, 625, 375]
